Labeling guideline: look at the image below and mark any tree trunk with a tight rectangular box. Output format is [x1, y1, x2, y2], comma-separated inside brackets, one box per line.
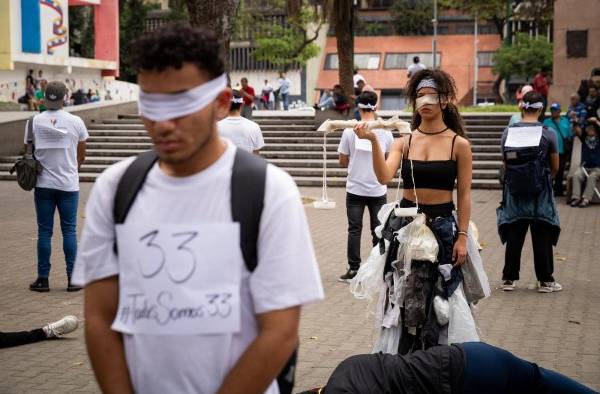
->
[333, 0, 355, 106]
[184, 0, 240, 71]
[493, 74, 503, 104]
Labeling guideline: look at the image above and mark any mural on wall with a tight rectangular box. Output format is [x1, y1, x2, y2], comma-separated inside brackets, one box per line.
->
[40, 0, 68, 56]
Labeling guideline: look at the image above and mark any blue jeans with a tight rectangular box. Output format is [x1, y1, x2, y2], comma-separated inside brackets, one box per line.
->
[281, 93, 289, 110]
[34, 188, 79, 278]
[463, 342, 597, 394]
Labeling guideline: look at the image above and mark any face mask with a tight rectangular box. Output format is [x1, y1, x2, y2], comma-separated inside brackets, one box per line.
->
[416, 94, 439, 110]
[138, 73, 228, 122]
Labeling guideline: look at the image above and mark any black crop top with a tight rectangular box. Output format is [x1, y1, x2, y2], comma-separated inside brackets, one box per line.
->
[400, 134, 458, 191]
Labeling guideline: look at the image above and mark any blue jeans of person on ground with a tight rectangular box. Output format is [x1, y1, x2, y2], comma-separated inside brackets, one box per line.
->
[346, 192, 386, 271]
[34, 188, 79, 278]
[281, 93, 289, 110]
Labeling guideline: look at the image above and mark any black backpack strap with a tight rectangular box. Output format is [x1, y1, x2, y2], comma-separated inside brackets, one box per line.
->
[113, 151, 158, 254]
[231, 149, 267, 272]
[114, 150, 159, 224]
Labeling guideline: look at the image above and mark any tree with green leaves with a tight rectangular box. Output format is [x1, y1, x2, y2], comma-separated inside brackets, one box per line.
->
[390, 0, 433, 36]
[119, 0, 158, 82]
[439, 0, 508, 38]
[492, 33, 553, 81]
[251, 0, 329, 72]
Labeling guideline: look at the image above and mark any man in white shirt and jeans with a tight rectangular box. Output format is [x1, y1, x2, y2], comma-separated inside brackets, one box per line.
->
[72, 25, 323, 394]
[218, 90, 265, 154]
[28, 81, 88, 292]
[337, 91, 394, 282]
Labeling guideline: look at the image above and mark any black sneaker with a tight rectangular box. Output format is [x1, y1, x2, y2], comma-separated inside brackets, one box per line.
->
[501, 280, 515, 291]
[67, 277, 82, 292]
[29, 277, 49, 292]
[338, 269, 358, 283]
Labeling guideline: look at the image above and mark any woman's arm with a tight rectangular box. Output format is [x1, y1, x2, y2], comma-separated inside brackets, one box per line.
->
[453, 136, 472, 266]
[353, 123, 405, 184]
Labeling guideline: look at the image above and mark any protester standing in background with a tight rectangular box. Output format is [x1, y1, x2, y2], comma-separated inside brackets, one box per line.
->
[532, 68, 551, 121]
[261, 79, 274, 110]
[218, 90, 265, 154]
[543, 102, 573, 196]
[498, 91, 562, 294]
[34, 79, 48, 113]
[278, 72, 291, 111]
[509, 85, 534, 126]
[239, 77, 255, 119]
[407, 56, 426, 78]
[584, 85, 600, 120]
[337, 91, 394, 283]
[27, 81, 88, 292]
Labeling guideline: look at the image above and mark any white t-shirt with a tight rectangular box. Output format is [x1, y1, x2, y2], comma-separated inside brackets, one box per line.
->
[72, 141, 324, 394]
[338, 128, 394, 197]
[353, 74, 365, 88]
[24, 110, 88, 192]
[218, 116, 265, 152]
[407, 63, 426, 77]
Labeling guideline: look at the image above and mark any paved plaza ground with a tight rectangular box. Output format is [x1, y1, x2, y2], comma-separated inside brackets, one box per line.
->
[0, 181, 599, 393]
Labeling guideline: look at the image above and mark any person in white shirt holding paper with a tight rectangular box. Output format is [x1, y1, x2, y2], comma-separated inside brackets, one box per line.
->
[337, 91, 394, 282]
[497, 91, 562, 294]
[218, 90, 265, 154]
[72, 25, 323, 394]
[27, 81, 88, 293]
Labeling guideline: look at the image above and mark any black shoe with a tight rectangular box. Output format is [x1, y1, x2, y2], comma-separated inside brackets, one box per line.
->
[29, 277, 49, 292]
[338, 269, 358, 283]
[67, 277, 82, 292]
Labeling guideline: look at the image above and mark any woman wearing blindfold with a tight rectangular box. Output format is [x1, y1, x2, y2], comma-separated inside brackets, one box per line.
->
[354, 69, 474, 354]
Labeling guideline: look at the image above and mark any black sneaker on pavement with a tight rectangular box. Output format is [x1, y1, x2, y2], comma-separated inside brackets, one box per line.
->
[67, 277, 82, 292]
[29, 277, 49, 292]
[338, 269, 358, 283]
[501, 280, 516, 291]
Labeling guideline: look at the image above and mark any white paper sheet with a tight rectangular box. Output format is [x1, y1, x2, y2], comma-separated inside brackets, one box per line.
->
[504, 126, 543, 148]
[34, 125, 70, 149]
[112, 223, 242, 336]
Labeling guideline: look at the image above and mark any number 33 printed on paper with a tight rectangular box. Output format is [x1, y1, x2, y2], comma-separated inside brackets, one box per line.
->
[113, 223, 243, 336]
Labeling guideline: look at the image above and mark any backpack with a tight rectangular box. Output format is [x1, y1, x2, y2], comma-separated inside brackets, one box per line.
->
[10, 117, 41, 191]
[112, 148, 297, 394]
[503, 129, 550, 196]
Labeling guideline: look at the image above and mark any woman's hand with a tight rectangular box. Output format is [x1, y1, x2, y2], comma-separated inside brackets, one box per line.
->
[354, 122, 376, 141]
[452, 236, 468, 266]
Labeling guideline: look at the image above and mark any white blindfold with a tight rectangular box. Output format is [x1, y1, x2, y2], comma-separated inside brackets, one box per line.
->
[416, 93, 440, 110]
[138, 73, 228, 122]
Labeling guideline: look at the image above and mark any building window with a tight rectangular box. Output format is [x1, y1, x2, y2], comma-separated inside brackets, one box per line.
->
[324, 53, 381, 70]
[380, 89, 407, 110]
[477, 51, 495, 67]
[384, 53, 441, 69]
[566, 30, 587, 58]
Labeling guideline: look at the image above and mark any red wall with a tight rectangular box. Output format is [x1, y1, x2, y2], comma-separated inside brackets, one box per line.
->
[317, 35, 502, 103]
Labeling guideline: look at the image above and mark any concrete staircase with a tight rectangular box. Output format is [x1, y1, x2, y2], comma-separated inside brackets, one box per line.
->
[0, 113, 510, 189]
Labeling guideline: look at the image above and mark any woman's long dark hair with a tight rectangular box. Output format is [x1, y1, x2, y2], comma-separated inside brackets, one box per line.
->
[406, 69, 467, 138]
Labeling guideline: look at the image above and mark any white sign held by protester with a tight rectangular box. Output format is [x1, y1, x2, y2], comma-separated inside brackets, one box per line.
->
[504, 126, 543, 148]
[112, 223, 242, 336]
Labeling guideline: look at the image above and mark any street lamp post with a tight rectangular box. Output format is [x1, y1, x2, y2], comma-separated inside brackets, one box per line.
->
[432, 0, 438, 69]
[473, 10, 478, 106]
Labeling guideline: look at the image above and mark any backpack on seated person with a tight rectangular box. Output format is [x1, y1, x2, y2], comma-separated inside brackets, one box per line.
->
[112, 148, 297, 394]
[502, 127, 550, 196]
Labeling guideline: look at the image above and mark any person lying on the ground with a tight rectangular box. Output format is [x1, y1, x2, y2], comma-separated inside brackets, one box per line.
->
[0, 315, 79, 349]
[569, 118, 600, 207]
[298, 342, 598, 394]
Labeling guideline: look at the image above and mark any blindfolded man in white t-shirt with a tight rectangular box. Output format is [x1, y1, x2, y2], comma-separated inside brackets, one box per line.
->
[218, 90, 265, 154]
[337, 91, 394, 283]
[72, 25, 323, 394]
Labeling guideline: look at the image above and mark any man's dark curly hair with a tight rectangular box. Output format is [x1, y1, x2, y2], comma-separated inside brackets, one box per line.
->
[356, 90, 378, 111]
[129, 24, 225, 78]
[406, 69, 467, 138]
